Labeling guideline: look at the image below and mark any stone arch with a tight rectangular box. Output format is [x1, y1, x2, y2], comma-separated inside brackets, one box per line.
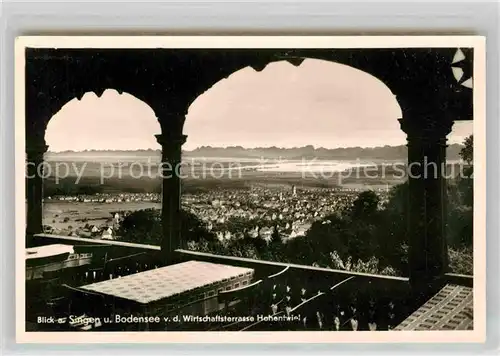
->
[25, 47, 472, 141]
[45, 89, 161, 152]
[25, 86, 163, 242]
[25, 48, 196, 148]
[183, 58, 404, 148]
[175, 48, 472, 133]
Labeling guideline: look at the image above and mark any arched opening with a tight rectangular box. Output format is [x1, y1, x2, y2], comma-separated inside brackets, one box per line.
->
[26, 57, 474, 278]
[176, 59, 473, 277]
[181, 59, 405, 273]
[46, 90, 161, 152]
[41, 89, 162, 239]
[185, 59, 404, 150]
[446, 120, 474, 275]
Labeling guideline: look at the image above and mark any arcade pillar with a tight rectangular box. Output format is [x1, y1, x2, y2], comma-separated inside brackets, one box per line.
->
[155, 132, 187, 260]
[399, 116, 454, 296]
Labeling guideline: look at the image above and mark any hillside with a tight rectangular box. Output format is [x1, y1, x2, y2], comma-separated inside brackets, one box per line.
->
[45, 144, 465, 161]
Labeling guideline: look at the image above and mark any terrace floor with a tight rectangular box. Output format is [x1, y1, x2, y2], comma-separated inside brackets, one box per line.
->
[394, 284, 473, 331]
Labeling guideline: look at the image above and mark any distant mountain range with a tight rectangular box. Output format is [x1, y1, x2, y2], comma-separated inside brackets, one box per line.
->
[46, 144, 465, 161]
[185, 145, 465, 161]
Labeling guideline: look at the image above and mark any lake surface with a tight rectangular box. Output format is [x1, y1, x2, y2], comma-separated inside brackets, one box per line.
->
[45, 155, 463, 177]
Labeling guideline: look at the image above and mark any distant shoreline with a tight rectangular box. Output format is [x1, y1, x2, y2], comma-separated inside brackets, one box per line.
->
[44, 143, 465, 162]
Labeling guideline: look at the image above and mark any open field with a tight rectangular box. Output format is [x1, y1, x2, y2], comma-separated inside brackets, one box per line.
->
[42, 201, 161, 232]
[40, 158, 467, 234]
[42, 158, 414, 197]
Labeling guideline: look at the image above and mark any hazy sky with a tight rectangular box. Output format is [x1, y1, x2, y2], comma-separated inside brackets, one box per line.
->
[46, 59, 473, 152]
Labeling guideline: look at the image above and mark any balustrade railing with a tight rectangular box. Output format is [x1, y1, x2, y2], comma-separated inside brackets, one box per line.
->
[26, 234, 454, 332]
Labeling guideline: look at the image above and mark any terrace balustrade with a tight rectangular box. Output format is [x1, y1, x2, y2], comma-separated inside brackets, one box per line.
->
[25, 233, 470, 332]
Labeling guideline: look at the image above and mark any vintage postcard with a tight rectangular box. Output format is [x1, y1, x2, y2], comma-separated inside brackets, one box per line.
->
[15, 36, 486, 343]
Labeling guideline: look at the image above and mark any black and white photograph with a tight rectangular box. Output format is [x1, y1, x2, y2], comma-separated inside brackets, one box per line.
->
[16, 36, 486, 342]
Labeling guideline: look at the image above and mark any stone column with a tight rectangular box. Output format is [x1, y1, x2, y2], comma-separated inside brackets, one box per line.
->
[399, 117, 453, 295]
[155, 133, 187, 259]
[26, 140, 49, 246]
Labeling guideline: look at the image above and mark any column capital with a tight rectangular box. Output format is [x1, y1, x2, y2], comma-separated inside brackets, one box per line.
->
[156, 111, 187, 120]
[398, 117, 454, 141]
[155, 134, 187, 148]
[155, 110, 187, 133]
[26, 141, 49, 157]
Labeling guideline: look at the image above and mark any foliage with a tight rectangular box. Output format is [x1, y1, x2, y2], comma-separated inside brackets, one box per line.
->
[116, 208, 216, 245]
[448, 246, 473, 275]
[329, 251, 398, 276]
[117, 176, 472, 276]
[457, 167, 474, 208]
[115, 208, 163, 245]
[116, 136, 474, 277]
[459, 135, 473, 165]
[349, 190, 380, 219]
[447, 205, 473, 248]
[448, 134, 473, 246]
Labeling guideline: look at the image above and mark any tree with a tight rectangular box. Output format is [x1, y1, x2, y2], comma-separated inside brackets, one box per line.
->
[116, 208, 215, 246]
[265, 225, 284, 260]
[297, 214, 351, 266]
[181, 210, 217, 243]
[459, 135, 473, 165]
[349, 190, 380, 220]
[448, 135, 474, 247]
[269, 225, 282, 246]
[116, 208, 162, 245]
[457, 135, 474, 207]
[447, 205, 473, 247]
[376, 183, 409, 273]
